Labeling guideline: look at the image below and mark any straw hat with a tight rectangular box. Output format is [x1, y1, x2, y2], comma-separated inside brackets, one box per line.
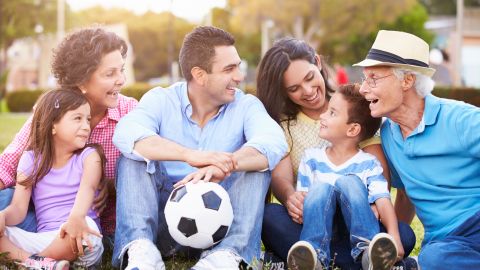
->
[353, 30, 436, 77]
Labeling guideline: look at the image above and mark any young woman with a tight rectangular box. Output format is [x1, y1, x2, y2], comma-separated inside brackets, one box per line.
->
[256, 37, 416, 269]
[0, 27, 137, 244]
[0, 90, 104, 269]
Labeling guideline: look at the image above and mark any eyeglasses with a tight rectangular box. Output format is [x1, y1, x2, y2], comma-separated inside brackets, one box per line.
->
[361, 74, 394, 88]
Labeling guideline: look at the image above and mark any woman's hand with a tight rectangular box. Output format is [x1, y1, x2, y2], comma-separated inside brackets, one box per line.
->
[286, 191, 307, 224]
[59, 215, 102, 256]
[0, 211, 5, 237]
[93, 180, 108, 215]
[174, 165, 226, 188]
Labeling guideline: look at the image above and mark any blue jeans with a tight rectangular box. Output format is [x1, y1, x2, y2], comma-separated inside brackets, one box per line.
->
[0, 188, 37, 232]
[418, 209, 480, 269]
[112, 155, 270, 268]
[262, 176, 416, 269]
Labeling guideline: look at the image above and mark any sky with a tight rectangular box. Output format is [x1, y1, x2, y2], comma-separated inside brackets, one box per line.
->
[66, 0, 226, 22]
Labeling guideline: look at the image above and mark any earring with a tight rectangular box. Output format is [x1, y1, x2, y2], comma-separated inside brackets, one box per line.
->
[82, 90, 86, 94]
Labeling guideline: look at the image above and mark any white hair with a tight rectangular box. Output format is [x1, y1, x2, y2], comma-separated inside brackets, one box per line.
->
[392, 68, 435, 97]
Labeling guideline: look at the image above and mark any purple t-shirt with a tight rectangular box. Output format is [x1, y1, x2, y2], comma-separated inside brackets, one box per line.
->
[17, 147, 99, 232]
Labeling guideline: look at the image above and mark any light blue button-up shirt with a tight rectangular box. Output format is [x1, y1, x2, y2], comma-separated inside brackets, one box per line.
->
[382, 94, 480, 244]
[113, 82, 287, 183]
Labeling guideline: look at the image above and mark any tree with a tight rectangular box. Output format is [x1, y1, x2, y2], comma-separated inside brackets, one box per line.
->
[0, 0, 57, 99]
[420, 0, 480, 15]
[325, 3, 434, 64]
[73, 7, 194, 81]
[227, 0, 417, 49]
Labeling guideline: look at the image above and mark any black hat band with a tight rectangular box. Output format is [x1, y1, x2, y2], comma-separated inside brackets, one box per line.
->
[367, 48, 429, 68]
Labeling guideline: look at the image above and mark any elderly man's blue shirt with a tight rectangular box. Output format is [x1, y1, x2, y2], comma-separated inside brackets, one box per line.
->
[113, 82, 287, 183]
[381, 94, 480, 244]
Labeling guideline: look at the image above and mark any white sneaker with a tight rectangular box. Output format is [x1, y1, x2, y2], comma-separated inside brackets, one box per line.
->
[124, 239, 165, 270]
[287, 241, 324, 270]
[361, 233, 398, 270]
[192, 250, 242, 270]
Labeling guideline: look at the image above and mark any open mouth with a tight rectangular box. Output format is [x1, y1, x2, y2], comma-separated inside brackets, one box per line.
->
[305, 91, 318, 102]
[108, 90, 119, 97]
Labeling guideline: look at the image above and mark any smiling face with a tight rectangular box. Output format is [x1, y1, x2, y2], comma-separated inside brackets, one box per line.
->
[359, 66, 404, 118]
[203, 45, 244, 106]
[318, 93, 353, 143]
[79, 50, 126, 111]
[52, 103, 91, 152]
[283, 59, 327, 119]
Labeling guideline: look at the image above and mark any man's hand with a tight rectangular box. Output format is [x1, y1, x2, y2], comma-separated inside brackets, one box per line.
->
[0, 181, 5, 190]
[184, 150, 237, 173]
[286, 191, 307, 224]
[174, 165, 227, 188]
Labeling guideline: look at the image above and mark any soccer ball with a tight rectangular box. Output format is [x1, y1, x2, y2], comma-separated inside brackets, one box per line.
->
[165, 181, 234, 249]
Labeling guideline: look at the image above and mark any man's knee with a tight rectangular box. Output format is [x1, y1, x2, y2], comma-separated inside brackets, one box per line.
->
[419, 242, 448, 268]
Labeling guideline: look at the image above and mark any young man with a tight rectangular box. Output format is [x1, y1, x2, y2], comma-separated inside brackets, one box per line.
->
[355, 30, 480, 269]
[287, 84, 402, 270]
[112, 26, 287, 269]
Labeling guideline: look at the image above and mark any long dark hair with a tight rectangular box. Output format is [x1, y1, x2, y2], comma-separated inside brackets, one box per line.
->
[20, 89, 105, 187]
[256, 37, 335, 124]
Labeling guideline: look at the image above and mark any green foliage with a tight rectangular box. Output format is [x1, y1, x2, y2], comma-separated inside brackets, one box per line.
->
[121, 83, 153, 101]
[5, 89, 44, 112]
[0, 0, 57, 49]
[433, 87, 480, 107]
[330, 3, 433, 65]
[0, 70, 8, 101]
[73, 7, 194, 81]
[420, 0, 480, 15]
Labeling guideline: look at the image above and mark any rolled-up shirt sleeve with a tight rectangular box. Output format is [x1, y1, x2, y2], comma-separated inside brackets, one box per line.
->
[113, 88, 165, 163]
[242, 95, 288, 170]
[0, 116, 32, 188]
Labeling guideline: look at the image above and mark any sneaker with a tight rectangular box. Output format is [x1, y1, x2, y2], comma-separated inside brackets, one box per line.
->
[361, 233, 398, 270]
[22, 254, 70, 270]
[393, 256, 420, 270]
[191, 250, 242, 270]
[287, 241, 324, 270]
[124, 239, 165, 270]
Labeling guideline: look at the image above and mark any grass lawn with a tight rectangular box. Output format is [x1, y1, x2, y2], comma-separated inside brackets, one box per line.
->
[0, 112, 424, 269]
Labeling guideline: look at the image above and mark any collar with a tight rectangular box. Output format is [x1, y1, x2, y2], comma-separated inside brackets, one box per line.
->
[387, 94, 440, 137]
[95, 106, 121, 128]
[181, 82, 227, 119]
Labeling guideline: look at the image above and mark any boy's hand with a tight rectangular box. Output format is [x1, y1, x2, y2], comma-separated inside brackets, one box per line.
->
[395, 237, 405, 261]
[286, 191, 307, 224]
[60, 215, 102, 256]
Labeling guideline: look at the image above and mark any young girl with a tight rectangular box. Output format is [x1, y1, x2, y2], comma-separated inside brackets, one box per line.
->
[0, 89, 104, 269]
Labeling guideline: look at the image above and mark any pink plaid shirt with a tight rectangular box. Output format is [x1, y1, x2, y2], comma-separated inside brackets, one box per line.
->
[0, 94, 137, 235]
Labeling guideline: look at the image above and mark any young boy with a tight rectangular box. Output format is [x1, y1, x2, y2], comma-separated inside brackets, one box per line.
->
[287, 84, 403, 270]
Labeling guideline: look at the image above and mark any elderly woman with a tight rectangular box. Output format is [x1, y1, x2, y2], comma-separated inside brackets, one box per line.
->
[355, 30, 480, 269]
[0, 28, 137, 246]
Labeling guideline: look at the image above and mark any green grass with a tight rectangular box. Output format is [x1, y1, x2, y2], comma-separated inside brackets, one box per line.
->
[0, 113, 424, 268]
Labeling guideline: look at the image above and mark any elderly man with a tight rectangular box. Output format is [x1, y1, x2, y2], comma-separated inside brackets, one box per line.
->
[354, 30, 480, 269]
